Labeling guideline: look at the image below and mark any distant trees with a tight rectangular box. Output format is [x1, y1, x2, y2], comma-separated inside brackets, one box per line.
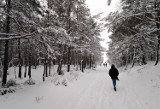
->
[106, 0, 160, 67]
[0, 0, 103, 86]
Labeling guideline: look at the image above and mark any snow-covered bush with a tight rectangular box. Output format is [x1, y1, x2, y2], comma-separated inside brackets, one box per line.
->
[7, 87, 16, 93]
[7, 78, 17, 87]
[24, 79, 35, 85]
[61, 79, 67, 86]
[65, 71, 81, 82]
[51, 73, 68, 87]
[0, 89, 8, 95]
[51, 71, 81, 86]
[0, 87, 15, 95]
[51, 76, 62, 86]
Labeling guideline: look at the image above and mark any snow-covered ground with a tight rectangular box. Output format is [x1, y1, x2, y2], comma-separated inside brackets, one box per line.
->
[1, 62, 160, 109]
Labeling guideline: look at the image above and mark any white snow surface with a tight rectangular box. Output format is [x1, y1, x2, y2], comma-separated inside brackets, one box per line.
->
[1, 62, 160, 109]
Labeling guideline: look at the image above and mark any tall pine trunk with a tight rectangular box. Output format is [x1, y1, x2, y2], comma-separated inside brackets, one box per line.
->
[132, 48, 136, 67]
[155, 44, 160, 65]
[141, 45, 147, 65]
[81, 60, 84, 72]
[49, 59, 51, 76]
[57, 60, 62, 75]
[155, 1, 160, 65]
[89, 54, 92, 69]
[28, 44, 32, 78]
[67, 46, 71, 72]
[18, 39, 22, 78]
[45, 58, 48, 77]
[2, 0, 11, 86]
[43, 59, 46, 82]
[125, 52, 129, 70]
[67, 0, 71, 72]
[24, 46, 27, 78]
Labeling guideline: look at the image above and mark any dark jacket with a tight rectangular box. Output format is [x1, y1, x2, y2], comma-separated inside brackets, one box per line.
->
[109, 65, 119, 80]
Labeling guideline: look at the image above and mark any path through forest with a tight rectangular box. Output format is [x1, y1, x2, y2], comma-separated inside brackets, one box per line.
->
[71, 67, 151, 109]
[1, 66, 158, 109]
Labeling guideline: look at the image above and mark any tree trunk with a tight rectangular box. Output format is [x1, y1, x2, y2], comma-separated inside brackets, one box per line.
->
[67, 46, 71, 72]
[28, 44, 32, 78]
[67, 0, 71, 72]
[52, 59, 55, 65]
[92, 56, 94, 68]
[43, 60, 46, 82]
[2, 40, 9, 86]
[155, 1, 160, 65]
[75, 51, 78, 71]
[155, 44, 160, 65]
[141, 45, 147, 65]
[34, 57, 37, 69]
[45, 60, 48, 77]
[49, 59, 51, 76]
[24, 65, 27, 78]
[132, 48, 136, 67]
[89, 54, 92, 69]
[57, 60, 62, 75]
[81, 60, 84, 72]
[24, 46, 27, 78]
[125, 53, 129, 70]
[2, 0, 11, 86]
[18, 39, 22, 78]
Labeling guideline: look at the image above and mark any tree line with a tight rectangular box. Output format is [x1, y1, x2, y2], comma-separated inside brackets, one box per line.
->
[106, 0, 160, 68]
[0, 0, 103, 86]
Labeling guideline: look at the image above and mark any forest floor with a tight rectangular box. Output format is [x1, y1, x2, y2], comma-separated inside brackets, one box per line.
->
[1, 62, 160, 109]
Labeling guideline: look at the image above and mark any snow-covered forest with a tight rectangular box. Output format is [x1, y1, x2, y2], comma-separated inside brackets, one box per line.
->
[0, 0, 104, 86]
[1, 0, 160, 109]
[106, 0, 160, 68]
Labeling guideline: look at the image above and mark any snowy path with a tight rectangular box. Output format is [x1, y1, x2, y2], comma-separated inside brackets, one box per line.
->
[1, 66, 159, 109]
[71, 67, 150, 109]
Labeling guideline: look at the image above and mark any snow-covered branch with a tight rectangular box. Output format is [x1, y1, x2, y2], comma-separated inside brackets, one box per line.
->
[0, 32, 35, 40]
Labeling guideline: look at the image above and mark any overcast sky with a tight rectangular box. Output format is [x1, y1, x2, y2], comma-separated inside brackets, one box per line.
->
[85, 0, 122, 62]
[85, 0, 122, 15]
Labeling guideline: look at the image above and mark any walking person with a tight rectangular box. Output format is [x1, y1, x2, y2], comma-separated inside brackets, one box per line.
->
[103, 63, 105, 67]
[109, 64, 119, 91]
[105, 63, 107, 67]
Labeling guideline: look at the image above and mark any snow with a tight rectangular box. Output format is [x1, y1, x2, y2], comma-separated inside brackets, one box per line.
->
[37, 0, 48, 11]
[1, 62, 160, 109]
